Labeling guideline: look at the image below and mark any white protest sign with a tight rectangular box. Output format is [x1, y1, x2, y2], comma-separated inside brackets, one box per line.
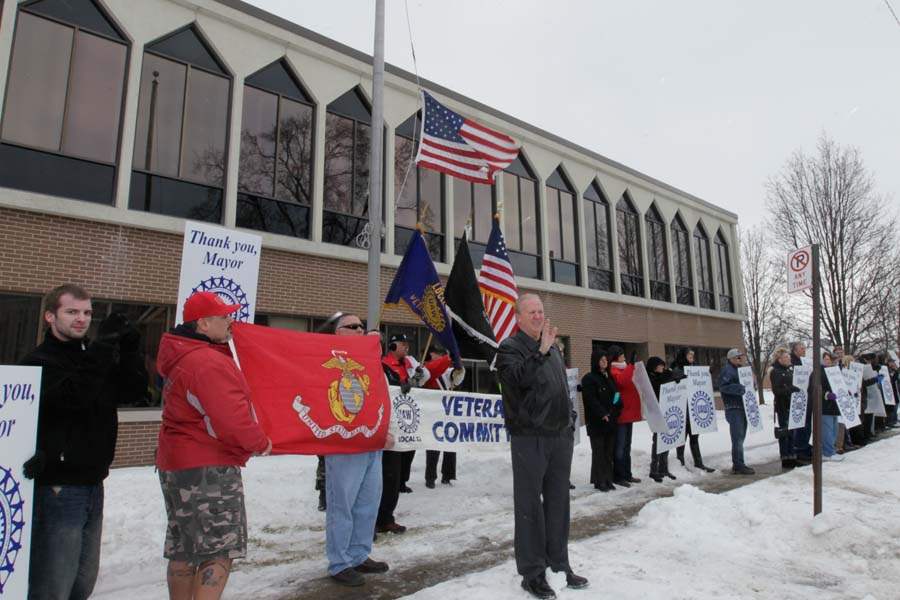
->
[388, 387, 509, 452]
[825, 366, 861, 428]
[863, 364, 887, 416]
[800, 356, 812, 367]
[567, 368, 582, 446]
[684, 366, 718, 434]
[0, 366, 42, 598]
[656, 379, 688, 453]
[176, 221, 262, 324]
[789, 364, 812, 430]
[787, 246, 812, 293]
[846, 363, 864, 414]
[632, 361, 667, 433]
[879, 366, 895, 406]
[738, 366, 764, 433]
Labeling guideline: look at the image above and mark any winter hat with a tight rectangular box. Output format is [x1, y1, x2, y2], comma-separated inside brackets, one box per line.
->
[606, 344, 625, 363]
[646, 356, 666, 372]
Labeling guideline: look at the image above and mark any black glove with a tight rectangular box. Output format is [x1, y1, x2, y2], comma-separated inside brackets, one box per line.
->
[23, 451, 46, 480]
[400, 382, 412, 395]
[791, 385, 802, 393]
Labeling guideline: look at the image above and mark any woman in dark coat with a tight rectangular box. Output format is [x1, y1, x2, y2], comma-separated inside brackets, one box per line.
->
[581, 347, 621, 491]
[769, 347, 798, 469]
[671, 348, 715, 473]
[647, 356, 679, 482]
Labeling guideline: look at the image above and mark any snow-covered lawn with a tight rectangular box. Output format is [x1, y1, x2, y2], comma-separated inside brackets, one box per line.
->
[91, 400, 899, 599]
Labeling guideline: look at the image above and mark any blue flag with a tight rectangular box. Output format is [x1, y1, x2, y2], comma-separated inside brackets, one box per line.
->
[385, 230, 462, 368]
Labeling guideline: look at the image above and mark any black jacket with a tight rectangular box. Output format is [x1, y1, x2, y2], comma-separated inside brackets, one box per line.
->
[770, 362, 795, 413]
[581, 348, 620, 436]
[20, 331, 147, 485]
[495, 329, 572, 436]
[648, 365, 681, 401]
[821, 369, 839, 416]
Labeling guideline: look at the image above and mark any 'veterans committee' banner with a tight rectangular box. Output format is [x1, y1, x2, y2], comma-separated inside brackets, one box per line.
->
[231, 323, 390, 455]
[738, 366, 764, 433]
[825, 366, 861, 428]
[633, 361, 667, 433]
[0, 365, 41, 598]
[176, 221, 262, 324]
[656, 379, 688, 453]
[789, 364, 812, 430]
[683, 366, 718, 434]
[388, 387, 509, 451]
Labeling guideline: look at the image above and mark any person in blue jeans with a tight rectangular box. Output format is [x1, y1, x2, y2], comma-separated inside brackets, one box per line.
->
[718, 349, 755, 475]
[321, 312, 390, 587]
[819, 351, 843, 461]
[20, 284, 147, 600]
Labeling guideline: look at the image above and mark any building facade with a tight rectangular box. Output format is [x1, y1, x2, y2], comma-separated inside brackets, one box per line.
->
[0, 0, 745, 466]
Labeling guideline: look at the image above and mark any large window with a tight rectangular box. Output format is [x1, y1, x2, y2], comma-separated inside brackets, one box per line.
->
[130, 25, 231, 223]
[395, 113, 444, 262]
[0, 1, 128, 204]
[715, 230, 734, 313]
[616, 194, 644, 297]
[453, 180, 494, 266]
[502, 156, 541, 279]
[236, 59, 314, 239]
[645, 204, 670, 302]
[583, 182, 613, 292]
[671, 215, 694, 305]
[545, 168, 579, 286]
[694, 224, 715, 309]
[323, 88, 376, 248]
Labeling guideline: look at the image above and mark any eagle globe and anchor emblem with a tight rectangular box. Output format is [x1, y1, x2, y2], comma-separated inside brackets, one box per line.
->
[323, 351, 372, 424]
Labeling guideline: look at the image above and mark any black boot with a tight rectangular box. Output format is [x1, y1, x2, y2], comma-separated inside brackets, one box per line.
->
[521, 573, 556, 599]
[318, 488, 326, 512]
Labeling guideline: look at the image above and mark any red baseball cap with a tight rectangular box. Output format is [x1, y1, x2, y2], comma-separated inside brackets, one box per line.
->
[183, 291, 241, 322]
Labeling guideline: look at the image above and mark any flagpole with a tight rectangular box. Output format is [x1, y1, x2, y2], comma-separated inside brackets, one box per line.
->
[367, 0, 385, 332]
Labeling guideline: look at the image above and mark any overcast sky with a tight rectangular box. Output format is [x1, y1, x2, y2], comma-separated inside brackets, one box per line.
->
[246, 0, 900, 227]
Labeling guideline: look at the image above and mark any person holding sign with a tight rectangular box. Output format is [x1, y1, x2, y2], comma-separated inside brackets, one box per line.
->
[496, 294, 588, 599]
[21, 284, 147, 600]
[647, 357, 681, 482]
[770, 348, 799, 469]
[671, 349, 714, 472]
[155, 291, 272, 600]
[718, 349, 755, 475]
[581, 346, 621, 492]
[819, 351, 843, 462]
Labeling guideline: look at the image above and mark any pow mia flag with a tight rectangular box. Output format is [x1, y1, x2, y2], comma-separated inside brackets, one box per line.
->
[444, 235, 498, 363]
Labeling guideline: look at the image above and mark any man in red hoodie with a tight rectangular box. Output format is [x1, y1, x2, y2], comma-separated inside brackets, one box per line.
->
[156, 291, 271, 600]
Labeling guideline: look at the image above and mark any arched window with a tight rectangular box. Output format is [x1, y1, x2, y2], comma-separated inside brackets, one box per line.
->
[236, 59, 314, 239]
[694, 223, 715, 309]
[395, 113, 444, 262]
[322, 88, 377, 247]
[502, 155, 541, 279]
[0, 0, 128, 204]
[645, 204, 670, 301]
[453, 180, 494, 266]
[616, 194, 644, 297]
[131, 24, 231, 223]
[671, 215, 694, 305]
[546, 167, 579, 285]
[715, 230, 734, 312]
[583, 181, 613, 292]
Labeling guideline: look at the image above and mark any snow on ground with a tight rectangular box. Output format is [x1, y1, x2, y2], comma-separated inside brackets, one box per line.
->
[91, 396, 877, 599]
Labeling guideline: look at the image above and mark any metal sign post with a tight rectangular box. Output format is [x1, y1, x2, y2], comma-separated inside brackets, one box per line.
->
[367, 0, 385, 331]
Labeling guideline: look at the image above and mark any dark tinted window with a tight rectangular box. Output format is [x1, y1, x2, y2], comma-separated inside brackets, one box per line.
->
[694, 224, 715, 309]
[453, 180, 494, 245]
[671, 215, 694, 305]
[395, 113, 444, 261]
[616, 195, 643, 297]
[147, 27, 226, 74]
[245, 59, 310, 102]
[645, 204, 670, 301]
[26, 0, 123, 40]
[502, 156, 540, 277]
[546, 168, 578, 285]
[584, 182, 613, 292]
[0, 294, 41, 364]
[715, 231, 734, 313]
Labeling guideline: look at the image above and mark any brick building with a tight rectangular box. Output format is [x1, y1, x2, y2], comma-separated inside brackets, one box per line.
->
[0, 0, 744, 467]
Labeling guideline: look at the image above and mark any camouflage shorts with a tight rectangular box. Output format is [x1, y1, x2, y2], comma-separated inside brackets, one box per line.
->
[158, 466, 247, 563]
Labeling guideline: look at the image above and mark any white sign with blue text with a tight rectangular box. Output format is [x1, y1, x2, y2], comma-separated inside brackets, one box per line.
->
[176, 221, 262, 324]
[0, 365, 41, 598]
[388, 387, 509, 451]
[684, 366, 718, 434]
[789, 364, 812, 430]
[738, 366, 765, 433]
[656, 379, 688, 453]
[825, 366, 861, 428]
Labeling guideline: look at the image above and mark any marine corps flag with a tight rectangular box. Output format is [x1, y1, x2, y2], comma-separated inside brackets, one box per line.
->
[385, 229, 463, 368]
[231, 323, 390, 455]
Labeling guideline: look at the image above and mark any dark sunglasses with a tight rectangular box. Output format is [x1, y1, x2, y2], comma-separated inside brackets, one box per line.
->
[339, 322, 365, 331]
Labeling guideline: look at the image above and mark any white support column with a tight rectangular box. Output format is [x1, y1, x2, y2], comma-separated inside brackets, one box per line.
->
[0, 2, 17, 128]
[113, 44, 147, 210]
[690, 228, 701, 307]
[222, 76, 244, 227]
[639, 212, 651, 300]
[710, 227, 722, 311]
[665, 227, 677, 303]
[729, 222, 744, 314]
[609, 204, 622, 294]
[310, 105, 327, 243]
[575, 191, 588, 288]
[536, 180, 550, 282]
[443, 174, 454, 263]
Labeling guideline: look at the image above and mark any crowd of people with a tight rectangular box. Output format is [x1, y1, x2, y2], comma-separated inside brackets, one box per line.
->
[18, 283, 899, 600]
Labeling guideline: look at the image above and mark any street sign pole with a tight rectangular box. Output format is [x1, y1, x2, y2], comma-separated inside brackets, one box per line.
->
[811, 243, 822, 516]
[366, 0, 385, 332]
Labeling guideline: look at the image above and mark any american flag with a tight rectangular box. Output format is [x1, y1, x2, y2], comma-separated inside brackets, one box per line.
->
[415, 90, 520, 185]
[478, 216, 519, 343]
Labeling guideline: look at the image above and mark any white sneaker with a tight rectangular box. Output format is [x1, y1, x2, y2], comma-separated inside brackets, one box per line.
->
[823, 454, 844, 462]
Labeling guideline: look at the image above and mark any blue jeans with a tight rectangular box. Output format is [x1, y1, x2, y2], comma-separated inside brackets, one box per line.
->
[725, 407, 747, 469]
[28, 484, 104, 600]
[822, 415, 839, 457]
[613, 423, 633, 481]
[325, 451, 382, 575]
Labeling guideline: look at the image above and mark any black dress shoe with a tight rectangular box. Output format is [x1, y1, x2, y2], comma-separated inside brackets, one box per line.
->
[613, 479, 631, 488]
[627, 476, 641, 483]
[698, 464, 716, 473]
[604, 481, 617, 491]
[732, 465, 755, 475]
[331, 567, 364, 587]
[650, 474, 663, 483]
[399, 485, 413, 493]
[425, 480, 435, 489]
[355, 557, 389, 573]
[318, 490, 326, 512]
[566, 571, 589, 589]
[665, 472, 677, 480]
[441, 478, 453, 485]
[521, 574, 556, 599]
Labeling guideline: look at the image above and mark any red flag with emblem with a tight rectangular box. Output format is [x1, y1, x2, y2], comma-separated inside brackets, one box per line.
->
[231, 323, 390, 454]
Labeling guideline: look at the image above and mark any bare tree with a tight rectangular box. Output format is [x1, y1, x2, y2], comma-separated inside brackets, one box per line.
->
[741, 224, 790, 403]
[765, 133, 900, 355]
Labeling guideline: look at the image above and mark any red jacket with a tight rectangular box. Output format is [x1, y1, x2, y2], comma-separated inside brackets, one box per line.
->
[424, 355, 453, 389]
[382, 353, 411, 384]
[609, 363, 643, 424]
[155, 329, 269, 471]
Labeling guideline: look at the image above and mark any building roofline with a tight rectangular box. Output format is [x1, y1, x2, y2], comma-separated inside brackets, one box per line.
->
[215, 0, 738, 220]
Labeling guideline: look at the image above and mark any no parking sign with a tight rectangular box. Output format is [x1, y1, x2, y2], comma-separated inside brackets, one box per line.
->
[787, 246, 812, 293]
